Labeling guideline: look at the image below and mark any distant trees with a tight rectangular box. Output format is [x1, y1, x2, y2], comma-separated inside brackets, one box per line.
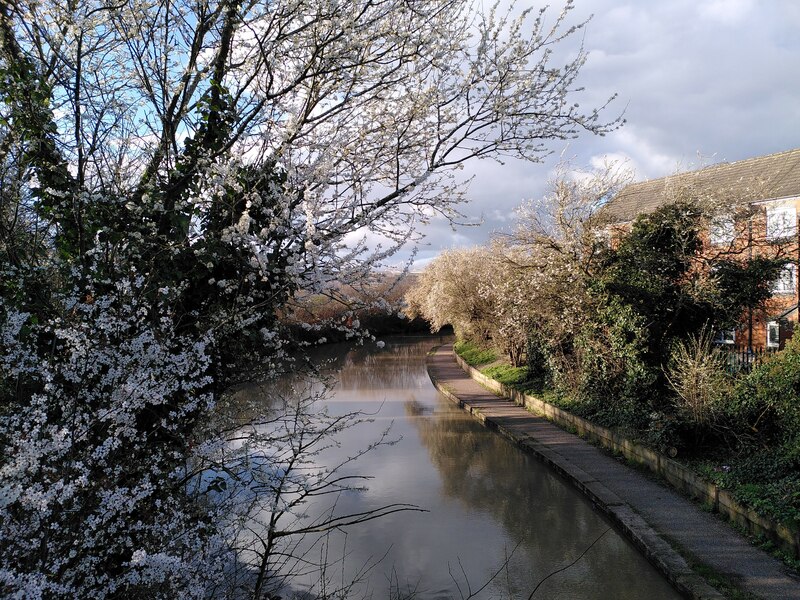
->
[0, 0, 620, 596]
[405, 243, 557, 366]
[406, 246, 498, 344]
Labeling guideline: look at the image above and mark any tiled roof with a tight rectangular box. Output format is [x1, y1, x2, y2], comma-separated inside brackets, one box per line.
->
[604, 148, 800, 223]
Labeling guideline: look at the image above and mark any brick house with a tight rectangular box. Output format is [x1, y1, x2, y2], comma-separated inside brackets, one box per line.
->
[603, 148, 800, 351]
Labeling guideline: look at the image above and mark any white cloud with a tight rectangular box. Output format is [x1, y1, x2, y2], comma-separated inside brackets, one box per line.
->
[395, 0, 800, 268]
[604, 129, 683, 180]
[698, 0, 755, 25]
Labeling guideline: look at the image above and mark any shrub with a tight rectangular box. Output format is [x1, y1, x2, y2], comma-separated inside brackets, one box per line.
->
[570, 296, 657, 414]
[731, 334, 800, 459]
[525, 332, 549, 379]
[666, 328, 732, 426]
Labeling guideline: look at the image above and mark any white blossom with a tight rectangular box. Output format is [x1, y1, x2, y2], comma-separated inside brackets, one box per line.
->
[0, 0, 616, 596]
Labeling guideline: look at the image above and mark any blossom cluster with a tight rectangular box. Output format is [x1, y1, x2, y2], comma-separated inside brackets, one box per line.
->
[0, 0, 614, 596]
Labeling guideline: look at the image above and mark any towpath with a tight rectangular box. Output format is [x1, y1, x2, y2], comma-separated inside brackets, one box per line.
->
[426, 344, 800, 600]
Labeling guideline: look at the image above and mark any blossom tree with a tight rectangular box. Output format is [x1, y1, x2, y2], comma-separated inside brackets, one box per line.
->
[404, 246, 499, 342]
[407, 164, 631, 364]
[478, 243, 549, 367]
[0, 0, 619, 596]
[406, 243, 546, 366]
[501, 161, 632, 340]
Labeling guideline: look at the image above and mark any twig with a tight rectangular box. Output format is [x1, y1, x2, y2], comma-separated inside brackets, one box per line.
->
[527, 527, 610, 599]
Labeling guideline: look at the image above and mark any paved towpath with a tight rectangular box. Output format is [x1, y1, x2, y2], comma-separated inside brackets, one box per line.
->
[427, 344, 800, 600]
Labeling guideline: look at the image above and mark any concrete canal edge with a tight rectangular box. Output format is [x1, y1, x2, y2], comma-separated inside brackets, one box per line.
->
[449, 351, 800, 561]
[426, 346, 731, 599]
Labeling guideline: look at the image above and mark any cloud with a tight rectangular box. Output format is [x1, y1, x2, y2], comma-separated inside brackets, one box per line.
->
[698, 0, 755, 25]
[394, 1, 800, 269]
[602, 129, 683, 179]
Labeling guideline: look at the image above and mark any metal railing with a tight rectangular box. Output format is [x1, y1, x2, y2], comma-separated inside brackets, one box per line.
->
[715, 346, 778, 373]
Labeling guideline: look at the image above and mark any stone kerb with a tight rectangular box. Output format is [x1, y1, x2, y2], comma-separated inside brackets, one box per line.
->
[453, 350, 800, 558]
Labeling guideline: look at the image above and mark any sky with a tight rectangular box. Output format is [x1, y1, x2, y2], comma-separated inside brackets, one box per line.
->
[407, 0, 800, 270]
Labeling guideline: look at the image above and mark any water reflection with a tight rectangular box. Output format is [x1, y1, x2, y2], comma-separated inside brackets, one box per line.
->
[407, 397, 674, 599]
[320, 337, 449, 392]
[262, 337, 679, 599]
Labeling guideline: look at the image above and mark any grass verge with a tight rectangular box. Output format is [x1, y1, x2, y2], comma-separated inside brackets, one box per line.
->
[453, 339, 497, 366]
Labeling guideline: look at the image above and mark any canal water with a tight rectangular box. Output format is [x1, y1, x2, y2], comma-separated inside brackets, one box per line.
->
[263, 336, 680, 599]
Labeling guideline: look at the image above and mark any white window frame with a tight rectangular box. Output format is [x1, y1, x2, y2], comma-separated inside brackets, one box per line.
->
[766, 205, 797, 240]
[713, 329, 736, 345]
[709, 217, 735, 246]
[767, 320, 781, 349]
[772, 263, 797, 294]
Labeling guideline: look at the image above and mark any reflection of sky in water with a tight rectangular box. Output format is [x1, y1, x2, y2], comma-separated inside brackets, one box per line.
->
[255, 337, 680, 599]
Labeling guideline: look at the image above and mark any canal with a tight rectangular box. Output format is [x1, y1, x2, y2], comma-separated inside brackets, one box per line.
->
[260, 336, 681, 599]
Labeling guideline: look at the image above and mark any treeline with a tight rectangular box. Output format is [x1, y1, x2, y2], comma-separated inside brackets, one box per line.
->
[285, 272, 431, 342]
[406, 169, 800, 529]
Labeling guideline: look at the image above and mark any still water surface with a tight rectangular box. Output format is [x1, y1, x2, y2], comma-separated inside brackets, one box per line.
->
[272, 336, 680, 599]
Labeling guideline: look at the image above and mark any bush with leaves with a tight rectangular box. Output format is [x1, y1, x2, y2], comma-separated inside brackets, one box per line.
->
[591, 202, 784, 411]
[565, 295, 662, 436]
[730, 335, 800, 459]
[601, 202, 714, 372]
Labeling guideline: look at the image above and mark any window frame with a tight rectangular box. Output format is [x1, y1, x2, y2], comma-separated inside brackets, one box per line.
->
[713, 328, 736, 345]
[709, 217, 736, 246]
[772, 263, 797, 295]
[767, 320, 781, 349]
[766, 204, 797, 240]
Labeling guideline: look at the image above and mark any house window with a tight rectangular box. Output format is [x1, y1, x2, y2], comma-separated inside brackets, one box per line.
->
[709, 217, 735, 246]
[767, 321, 780, 348]
[772, 263, 797, 294]
[766, 205, 797, 240]
[713, 329, 736, 345]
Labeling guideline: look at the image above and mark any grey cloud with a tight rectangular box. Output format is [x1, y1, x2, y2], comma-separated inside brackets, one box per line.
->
[398, 1, 800, 268]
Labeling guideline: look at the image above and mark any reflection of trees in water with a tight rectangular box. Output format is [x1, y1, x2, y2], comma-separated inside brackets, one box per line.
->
[408, 400, 678, 599]
[222, 338, 444, 425]
[220, 372, 330, 425]
[326, 337, 448, 392]
[221, 336, 674, 599]
[404, 399, 430, 417]
[410, 401, 593, 548]
[227, 337, 441, 399]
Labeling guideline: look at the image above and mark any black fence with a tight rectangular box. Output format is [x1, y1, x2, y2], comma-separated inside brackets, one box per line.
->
[715, 346, 779, 373]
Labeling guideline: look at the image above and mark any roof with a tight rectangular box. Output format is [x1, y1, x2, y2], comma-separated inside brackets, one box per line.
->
[604, 148, 800, 223]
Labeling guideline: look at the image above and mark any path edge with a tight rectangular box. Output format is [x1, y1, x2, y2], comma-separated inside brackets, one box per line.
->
[426, 344, 725, 600]
[451, 349, 799, 559]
